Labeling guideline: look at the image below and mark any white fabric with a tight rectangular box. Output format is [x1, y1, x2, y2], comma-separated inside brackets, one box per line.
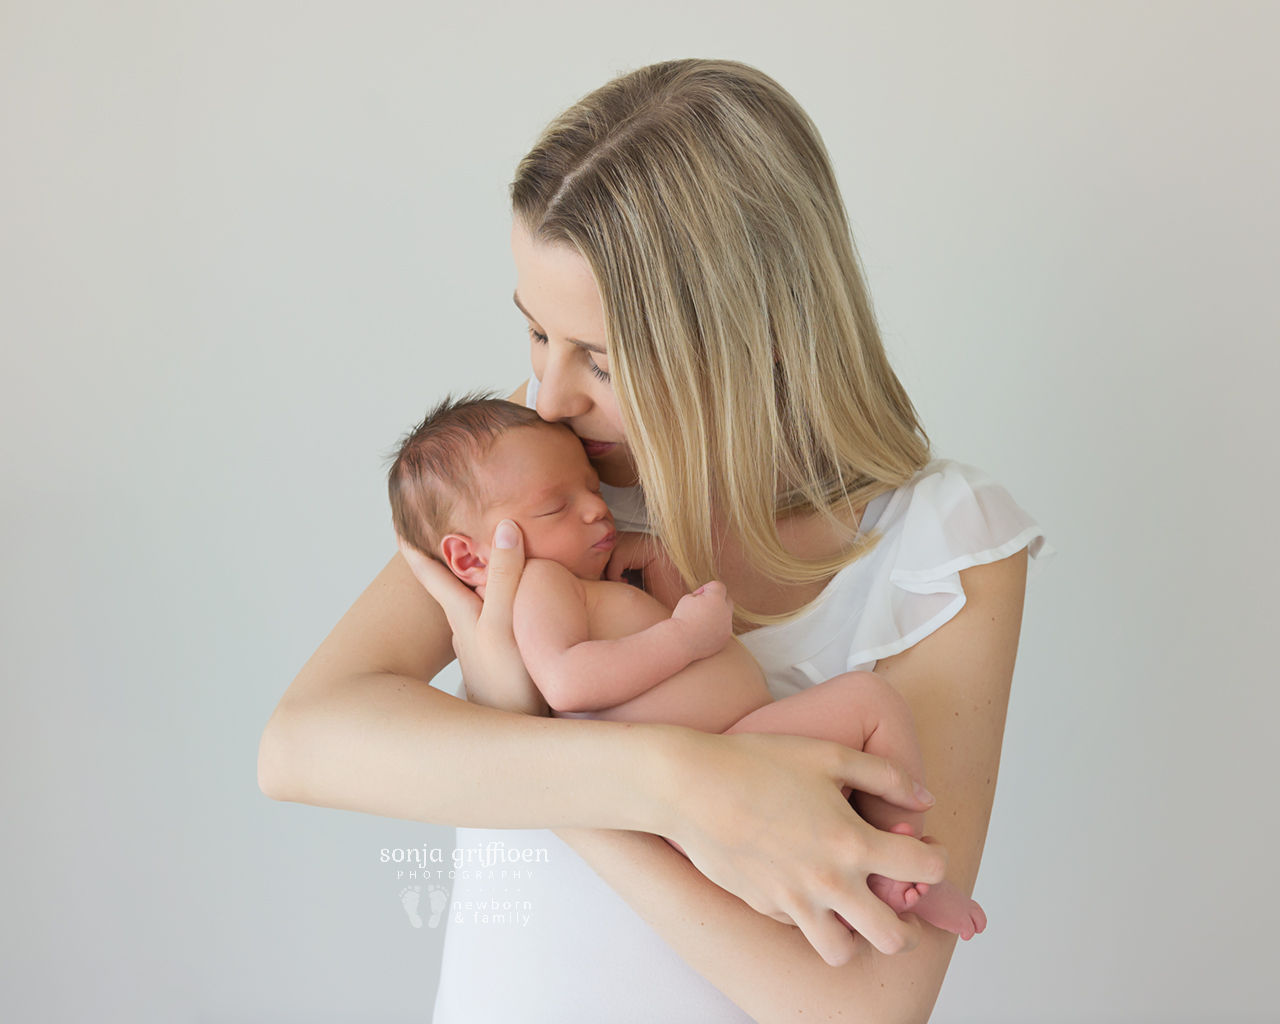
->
[433, 377, 1052, 1022]
[741, 459, 1051, 699]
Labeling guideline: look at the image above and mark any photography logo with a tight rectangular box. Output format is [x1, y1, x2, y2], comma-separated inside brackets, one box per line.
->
[399, 884, 449, 929]
[383, 841, 546, 931]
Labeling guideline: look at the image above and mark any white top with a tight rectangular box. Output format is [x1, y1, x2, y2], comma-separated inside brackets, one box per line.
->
[432, 377, 1052, 1023]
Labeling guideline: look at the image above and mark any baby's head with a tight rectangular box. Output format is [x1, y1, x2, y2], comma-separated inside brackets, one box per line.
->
[389, 394, 617, 587]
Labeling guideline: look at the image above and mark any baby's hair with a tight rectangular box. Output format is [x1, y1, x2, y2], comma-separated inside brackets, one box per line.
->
[388, 391, 548, 558]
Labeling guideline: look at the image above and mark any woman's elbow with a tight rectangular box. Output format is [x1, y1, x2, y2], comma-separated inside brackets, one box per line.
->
[257, 706, 304, 802]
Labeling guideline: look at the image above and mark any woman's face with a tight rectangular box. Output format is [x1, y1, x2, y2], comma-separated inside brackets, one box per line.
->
[511, 221, 637, 487]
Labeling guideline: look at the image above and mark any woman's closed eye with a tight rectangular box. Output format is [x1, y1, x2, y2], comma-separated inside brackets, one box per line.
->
[528, 325, 611, 383]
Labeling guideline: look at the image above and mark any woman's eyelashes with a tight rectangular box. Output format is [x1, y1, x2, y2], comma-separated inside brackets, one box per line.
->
[527, 325, 611, 383]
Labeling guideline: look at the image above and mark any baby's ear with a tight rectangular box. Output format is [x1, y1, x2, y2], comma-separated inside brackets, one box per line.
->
[439, 534, 487, 588]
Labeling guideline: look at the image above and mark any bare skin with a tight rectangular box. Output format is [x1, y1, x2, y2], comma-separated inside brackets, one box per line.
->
[429, 421, 985, 939]
[258, 224, 1027, 1021]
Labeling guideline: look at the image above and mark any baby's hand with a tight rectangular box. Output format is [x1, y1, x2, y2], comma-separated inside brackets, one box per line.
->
[670, 581, 734, 660]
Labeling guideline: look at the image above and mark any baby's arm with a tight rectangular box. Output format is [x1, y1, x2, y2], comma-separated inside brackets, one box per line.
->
[512, 559, 732, 714]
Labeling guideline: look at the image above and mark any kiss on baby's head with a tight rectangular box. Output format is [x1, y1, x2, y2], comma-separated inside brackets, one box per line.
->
[389, 394, 618, 586]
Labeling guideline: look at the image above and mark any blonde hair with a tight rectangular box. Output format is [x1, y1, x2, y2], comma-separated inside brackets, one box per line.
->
[512, 59, 930, 622]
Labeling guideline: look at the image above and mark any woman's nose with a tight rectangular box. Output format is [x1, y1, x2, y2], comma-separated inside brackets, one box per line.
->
[536, 349, 592, 423]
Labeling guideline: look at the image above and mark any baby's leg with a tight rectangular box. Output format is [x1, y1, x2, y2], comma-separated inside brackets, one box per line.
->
[726, 672, 986, 940]
[726, 672, 924, 834]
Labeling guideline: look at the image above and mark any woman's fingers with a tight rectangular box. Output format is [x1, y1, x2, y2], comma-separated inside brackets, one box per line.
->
[860, 828, 949, 886]
[478, 520, 525, 633]
[397, 538, 480, 629]
[827, 890, 924, 957]
[788, 905, 860, 967]
[788, 891, 920, 964]
[833, 748, 936, 813]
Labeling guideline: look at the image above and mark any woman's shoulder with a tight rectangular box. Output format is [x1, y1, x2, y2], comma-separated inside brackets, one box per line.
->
[874, 459, 1052, 583]
[739, 459, 1053, 691]
[838, 458, 1052, 670]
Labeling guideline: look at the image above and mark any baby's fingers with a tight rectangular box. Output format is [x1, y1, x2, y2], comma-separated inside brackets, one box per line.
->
[605, 531, 651, 582]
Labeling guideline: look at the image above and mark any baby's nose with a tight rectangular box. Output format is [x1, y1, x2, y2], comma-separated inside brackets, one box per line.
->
[583, 493, 610, 521]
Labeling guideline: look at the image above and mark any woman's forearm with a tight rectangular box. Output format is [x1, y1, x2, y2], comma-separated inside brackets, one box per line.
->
[261, 671, 688, 829]
[557, 827, 953, 1024]
[257, 552, 685, 832]
[555, 555, 1028, 1019]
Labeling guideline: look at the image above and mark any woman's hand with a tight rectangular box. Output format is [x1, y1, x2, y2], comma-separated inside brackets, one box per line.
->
[397, 520, 548, 717]
[657, 729, 947, 966]
[606, 531, 688, 610]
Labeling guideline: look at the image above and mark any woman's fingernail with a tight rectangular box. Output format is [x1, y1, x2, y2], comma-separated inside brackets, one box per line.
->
[494, 520, 519, 549]
[913, 782, 935, 806]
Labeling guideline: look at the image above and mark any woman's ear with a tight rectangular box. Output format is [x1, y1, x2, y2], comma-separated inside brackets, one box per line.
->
[439, 534, 487, 587]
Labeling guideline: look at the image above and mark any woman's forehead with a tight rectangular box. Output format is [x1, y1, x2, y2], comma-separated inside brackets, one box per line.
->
[511, 222, 606, 345]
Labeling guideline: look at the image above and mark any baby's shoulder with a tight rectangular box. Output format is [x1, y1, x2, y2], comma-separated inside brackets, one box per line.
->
[517, 558, 587, 601]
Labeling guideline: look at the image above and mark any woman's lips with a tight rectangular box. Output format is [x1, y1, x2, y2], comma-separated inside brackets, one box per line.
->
[580, 438, 618, 458]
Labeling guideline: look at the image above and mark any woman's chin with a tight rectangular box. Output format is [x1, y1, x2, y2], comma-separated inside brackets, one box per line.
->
[590, 446, 639, 488]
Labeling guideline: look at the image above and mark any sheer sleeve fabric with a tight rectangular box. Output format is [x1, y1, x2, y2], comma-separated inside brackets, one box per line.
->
[739, 461, 1052, 700]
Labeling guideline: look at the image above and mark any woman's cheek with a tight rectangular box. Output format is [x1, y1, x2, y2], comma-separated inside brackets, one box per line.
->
[530, 342, 546, 386]
[598, 388, 627, 439]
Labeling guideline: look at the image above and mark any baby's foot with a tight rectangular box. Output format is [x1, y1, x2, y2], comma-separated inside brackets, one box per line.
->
[868, 823, 986, 940]
[903, 879, 986, 940]
[869, 873, 986, 939]
[867, 872, 930, 913]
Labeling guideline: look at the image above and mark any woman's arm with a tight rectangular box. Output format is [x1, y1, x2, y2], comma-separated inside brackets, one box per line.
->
[258, 547, 673, 827]
[257, 380, 677, 827]
[257, 377, 945, 958]
[556, 550, 1027, 1023]
[259, 531, 941, 954]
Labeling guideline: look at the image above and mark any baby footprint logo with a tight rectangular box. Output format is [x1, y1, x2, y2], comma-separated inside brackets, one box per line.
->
[425, 884, 449, 929]
[399, 886, 423, 928]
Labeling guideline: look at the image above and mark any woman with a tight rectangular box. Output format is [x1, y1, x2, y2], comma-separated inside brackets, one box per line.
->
[259, 59, 1048, 1022]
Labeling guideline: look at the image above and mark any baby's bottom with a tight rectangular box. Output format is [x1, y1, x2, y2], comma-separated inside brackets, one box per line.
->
[724, 672, 986, 941]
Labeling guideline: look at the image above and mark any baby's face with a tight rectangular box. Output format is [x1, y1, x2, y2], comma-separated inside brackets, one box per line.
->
[461, 424, 617, 581]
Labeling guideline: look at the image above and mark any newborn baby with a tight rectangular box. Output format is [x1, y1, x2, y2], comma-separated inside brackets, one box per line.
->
[389, 395, 985, 941]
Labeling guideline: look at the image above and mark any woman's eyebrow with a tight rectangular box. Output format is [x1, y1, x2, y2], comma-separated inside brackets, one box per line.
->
[513, 291, 607, 355]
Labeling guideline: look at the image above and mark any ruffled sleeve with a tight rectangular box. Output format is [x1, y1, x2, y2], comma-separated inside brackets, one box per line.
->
[843, 461, 1052, 671]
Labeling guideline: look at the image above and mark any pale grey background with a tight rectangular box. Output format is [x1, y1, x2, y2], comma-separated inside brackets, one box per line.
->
[2, 2, 1277, 1021]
